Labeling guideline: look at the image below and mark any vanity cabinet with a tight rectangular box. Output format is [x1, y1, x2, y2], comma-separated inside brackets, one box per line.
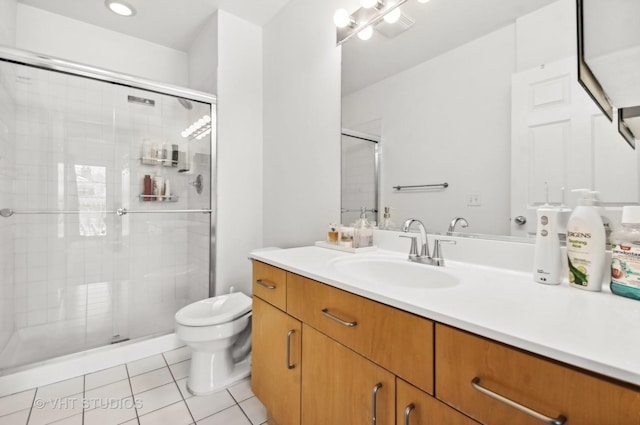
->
[252, 260, 640, 425]
[251, 263, 301, 425]
[435, 324, 640, 425]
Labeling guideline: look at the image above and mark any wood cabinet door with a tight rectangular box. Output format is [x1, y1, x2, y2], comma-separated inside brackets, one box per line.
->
[397, 378, 479, 425]
[301, 324, 395, 425]
[252, 297, 301, 425]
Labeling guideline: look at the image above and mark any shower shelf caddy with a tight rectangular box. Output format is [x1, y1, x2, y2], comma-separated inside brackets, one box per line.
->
[138, 194, 179, 202]
[140, 157, 178, 166]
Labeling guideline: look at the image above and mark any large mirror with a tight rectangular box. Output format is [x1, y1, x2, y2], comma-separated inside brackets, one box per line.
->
[579, 0, 640, 148]
[341, 0, 640, 239]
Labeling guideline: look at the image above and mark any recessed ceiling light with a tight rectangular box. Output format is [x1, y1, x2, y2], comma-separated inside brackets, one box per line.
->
[105, 0, 136, 17]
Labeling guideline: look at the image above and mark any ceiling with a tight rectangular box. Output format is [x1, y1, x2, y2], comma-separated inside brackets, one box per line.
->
[17, 0, 293, 52]
[342, 0, 558, 95]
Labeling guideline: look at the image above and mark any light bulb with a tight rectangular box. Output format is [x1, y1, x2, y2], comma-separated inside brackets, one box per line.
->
[333, 9, 351, 28]
[383, 6, 401, 23]
[105, 0, 136, 17]
[360, 0, 378, 8]
[357, 25, 373, 41]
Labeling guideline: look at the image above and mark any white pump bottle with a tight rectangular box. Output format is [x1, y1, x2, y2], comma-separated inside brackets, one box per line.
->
[566, 189, 606, 291]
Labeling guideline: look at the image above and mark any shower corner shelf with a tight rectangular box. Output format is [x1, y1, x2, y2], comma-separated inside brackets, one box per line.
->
[140, 157, 178, 167]
[139, 194, 179, 202]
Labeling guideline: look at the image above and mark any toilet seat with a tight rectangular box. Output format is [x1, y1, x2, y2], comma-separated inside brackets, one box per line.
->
[175, 292, 252, 327]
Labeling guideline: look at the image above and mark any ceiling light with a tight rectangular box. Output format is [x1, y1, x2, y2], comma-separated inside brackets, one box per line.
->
[417, 0, 431, 3]
[360, 0, 378, 8]
[333, 9, 351, 28]
[383, 7, 401, 23]
[105, 0, 136, 17]
[357, 26, 373, 41]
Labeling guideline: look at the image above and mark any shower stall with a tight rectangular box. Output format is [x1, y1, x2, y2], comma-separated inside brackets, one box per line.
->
[0, 47, 216, 373]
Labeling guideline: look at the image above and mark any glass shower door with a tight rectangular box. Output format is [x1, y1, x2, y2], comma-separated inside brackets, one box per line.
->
[0, 57, 213, 372]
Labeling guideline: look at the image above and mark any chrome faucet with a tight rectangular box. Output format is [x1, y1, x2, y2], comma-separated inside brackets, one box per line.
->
[400, 218, 455, 266]
[400, 218, 438, 265]
[447, 217, 469, 234]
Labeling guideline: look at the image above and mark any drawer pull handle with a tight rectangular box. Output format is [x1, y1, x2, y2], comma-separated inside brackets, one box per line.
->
[371, 383, 383, 425]
[256, 279, 276, 290]
[286, 329, 296, 370]
[471, 377, 567, 425]
[321, 308, 358, 327]
[404, 403, 415, 425]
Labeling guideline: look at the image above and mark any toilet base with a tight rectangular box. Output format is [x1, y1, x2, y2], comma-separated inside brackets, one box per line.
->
[186, 355, 252, 396]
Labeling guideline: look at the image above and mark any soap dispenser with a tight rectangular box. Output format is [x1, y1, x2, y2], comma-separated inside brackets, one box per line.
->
[379, 207, 396, 230]
[566, 189, 606, 291]
[353, 207, 373, 248]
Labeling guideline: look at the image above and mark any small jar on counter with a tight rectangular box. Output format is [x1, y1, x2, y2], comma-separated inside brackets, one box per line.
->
[339, 227, 354, 248]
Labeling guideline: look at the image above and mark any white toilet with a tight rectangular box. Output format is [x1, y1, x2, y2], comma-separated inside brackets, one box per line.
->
[175, 292, 252, 396]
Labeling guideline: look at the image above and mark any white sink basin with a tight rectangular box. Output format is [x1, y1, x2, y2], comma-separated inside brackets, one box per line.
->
[328, 256, 459, 289]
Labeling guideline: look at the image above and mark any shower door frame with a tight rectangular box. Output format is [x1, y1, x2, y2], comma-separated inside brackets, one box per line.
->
[0, 44, 218, 312]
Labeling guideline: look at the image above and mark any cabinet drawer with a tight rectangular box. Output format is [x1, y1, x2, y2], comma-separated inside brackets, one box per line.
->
[435, 324, 640, 425]
[252, 261, 287, 310]
[397, 378, 479, 425]
[287, 272, 434, 394]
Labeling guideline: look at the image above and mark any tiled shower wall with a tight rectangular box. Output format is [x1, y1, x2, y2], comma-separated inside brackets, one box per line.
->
[1, 61, 212, 370]
[0, 61, 16, 350]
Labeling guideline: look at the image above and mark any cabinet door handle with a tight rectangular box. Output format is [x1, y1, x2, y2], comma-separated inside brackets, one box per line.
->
[471, 377, 567, 425]
[256, 279, 276, 289]
[404, 403, 415, 425]
[371, 383, 383, 425]
[321, 308, 358, 327]
[286, 330, 296, 370]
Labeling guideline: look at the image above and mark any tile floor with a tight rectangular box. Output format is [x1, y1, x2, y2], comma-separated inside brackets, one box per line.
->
[0, 346, 266, 425]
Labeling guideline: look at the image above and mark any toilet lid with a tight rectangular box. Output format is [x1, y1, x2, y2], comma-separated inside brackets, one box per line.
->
[175, 292, 252, 326]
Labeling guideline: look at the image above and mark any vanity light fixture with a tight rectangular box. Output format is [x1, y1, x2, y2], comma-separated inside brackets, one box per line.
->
[335, 0, 408, 45]
[357, 26, 374, 40]
[360, 0, 380, 8]
[105, 0, 136, 17]
[383, 6, 402, 23]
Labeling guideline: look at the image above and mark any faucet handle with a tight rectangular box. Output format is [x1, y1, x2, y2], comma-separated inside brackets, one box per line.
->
[432, 239, 456, 266]
[399, 234, 419, 258]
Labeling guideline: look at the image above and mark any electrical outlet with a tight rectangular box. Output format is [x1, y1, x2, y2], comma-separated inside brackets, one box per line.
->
[467, 194, 481, 206]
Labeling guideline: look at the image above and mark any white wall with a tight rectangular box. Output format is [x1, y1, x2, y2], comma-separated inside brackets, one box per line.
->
[189, 12, 218, 94]
[262, 0, 342, 248]
[343, 25, 516, 235]
[16, 4, 189, 86]
[216, 10, 263, 295]
[516, 0, 576, 72]
[0, 0, 17, 46]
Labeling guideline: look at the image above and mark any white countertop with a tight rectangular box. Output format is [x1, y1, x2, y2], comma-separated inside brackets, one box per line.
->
[249, 245, 640, 387]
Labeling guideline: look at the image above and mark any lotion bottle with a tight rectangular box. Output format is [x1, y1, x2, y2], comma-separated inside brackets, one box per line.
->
[533, 206, 562, 284]
[566, 189, 606, 291]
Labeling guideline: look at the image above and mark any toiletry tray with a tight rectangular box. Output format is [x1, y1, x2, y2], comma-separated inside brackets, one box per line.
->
[314, 241, 377, 253]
